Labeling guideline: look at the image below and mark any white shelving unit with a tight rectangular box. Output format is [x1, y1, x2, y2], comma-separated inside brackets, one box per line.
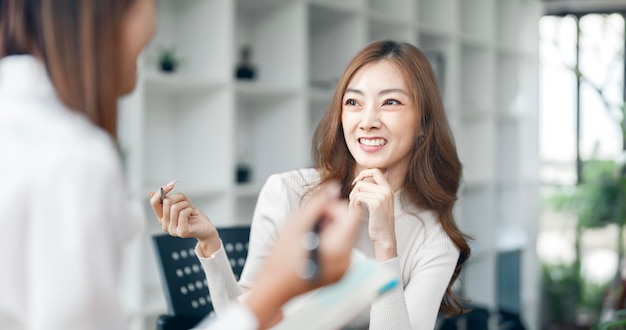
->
[118, 0, 543, 329]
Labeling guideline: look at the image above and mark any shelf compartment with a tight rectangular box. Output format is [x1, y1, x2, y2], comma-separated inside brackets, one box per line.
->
[496, 0, 541, 52]
[496, 52, 522, 116]
[143, 71, 227, 96]
[459, 0, 494, 43]
[143, 90, 233, 192]
[236, 96, 308, 185]
[307, 0, 363, 13]
[495, 185, 522, 225]
[233, 182, 264, 198]
[307, 98, 331, 160]
[417, 32, 455, 102]
[457, 117, 496, 186]
[236, 81, 299, 103]
[416, 0, 457, 35]
[149, 0, 232, 81]
[234, 194, 260, 225]
[367, 0, 413, 23]
[460, 43, 494, 109]
[495, 52, 538, 118]
[495, 120, 521, 185]
[308, 4, 366, 90]
[368, 17, 414, 44]
[309, 85, 335, 103]
[457, 186, 497, 307]
[236, 1, 305, 87]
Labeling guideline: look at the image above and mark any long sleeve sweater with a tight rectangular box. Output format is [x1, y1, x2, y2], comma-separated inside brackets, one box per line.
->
[198, 168, 459, 329]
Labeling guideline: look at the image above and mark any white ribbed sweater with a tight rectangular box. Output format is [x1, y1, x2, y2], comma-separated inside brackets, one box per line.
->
[198, 169, 460, 329]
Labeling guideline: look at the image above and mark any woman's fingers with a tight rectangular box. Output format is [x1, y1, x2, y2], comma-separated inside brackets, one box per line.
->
[162, 193, 190, 230]
[168, 200, 193, 233]
[176, 206, 196, 237]
[148, 180, 177, 219]
[352, 168, 389, 187]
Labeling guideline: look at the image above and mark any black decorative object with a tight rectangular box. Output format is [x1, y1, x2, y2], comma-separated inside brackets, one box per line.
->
[158, 48, 181, 73]
[236, 164, 251, 183]
[235, 45, 256, 80]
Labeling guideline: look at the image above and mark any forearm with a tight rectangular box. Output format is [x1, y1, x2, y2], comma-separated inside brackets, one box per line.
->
[245, 285, 290, 329]
[197, 242, 244, 314]
[368, 257, 412, 329]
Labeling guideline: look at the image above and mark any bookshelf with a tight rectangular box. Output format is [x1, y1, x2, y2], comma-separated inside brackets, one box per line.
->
[118, 0, 542, 328]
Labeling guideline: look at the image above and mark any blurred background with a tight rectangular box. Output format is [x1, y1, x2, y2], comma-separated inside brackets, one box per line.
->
[115, 0, 626, 329]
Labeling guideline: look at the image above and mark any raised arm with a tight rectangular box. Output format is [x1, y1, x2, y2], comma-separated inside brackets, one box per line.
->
[148, 182, 240, 313]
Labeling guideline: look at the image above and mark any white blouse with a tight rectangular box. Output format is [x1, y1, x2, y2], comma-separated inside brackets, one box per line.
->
[0, 55, 144, 329]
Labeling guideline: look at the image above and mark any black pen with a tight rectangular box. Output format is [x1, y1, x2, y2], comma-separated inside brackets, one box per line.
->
[159, 179, 177, 204]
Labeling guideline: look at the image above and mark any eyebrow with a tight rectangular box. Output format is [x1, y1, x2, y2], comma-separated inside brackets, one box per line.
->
[344, 88, 409, 96]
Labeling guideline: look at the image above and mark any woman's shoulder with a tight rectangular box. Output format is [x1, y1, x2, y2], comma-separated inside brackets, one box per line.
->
[396, 201, 458, 248]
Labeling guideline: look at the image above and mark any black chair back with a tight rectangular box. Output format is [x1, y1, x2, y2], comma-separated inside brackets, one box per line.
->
[152, 226, 250, 329]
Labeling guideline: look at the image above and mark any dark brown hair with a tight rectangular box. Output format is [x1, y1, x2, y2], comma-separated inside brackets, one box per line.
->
[312, 40, 471, 315]
[0, 0, 135, 137]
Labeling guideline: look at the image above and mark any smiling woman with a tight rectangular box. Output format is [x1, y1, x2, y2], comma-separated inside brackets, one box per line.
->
[341, 60, 421, 193]
[151, 40, 471, 330]
[312, 40, 471, 327]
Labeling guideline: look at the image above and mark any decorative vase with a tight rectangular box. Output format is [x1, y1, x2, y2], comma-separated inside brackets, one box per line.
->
[236, 164, 251, 184]
[235, 45, 256, 80]
[160, 61, 176, 73]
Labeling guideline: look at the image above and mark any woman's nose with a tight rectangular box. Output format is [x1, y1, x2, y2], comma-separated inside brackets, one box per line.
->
[359, 104, 381, 130]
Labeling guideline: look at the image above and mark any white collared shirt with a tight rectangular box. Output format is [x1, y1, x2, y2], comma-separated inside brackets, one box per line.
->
[0, 55, 144, 329]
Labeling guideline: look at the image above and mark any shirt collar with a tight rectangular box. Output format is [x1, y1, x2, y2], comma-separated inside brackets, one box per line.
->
[0, 55, 59, 102]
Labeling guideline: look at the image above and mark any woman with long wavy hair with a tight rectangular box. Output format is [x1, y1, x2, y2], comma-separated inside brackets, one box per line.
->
[155, 40, 471, 329]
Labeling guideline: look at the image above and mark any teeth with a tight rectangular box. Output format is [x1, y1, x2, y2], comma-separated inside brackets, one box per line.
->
[359, 138, 387, 146]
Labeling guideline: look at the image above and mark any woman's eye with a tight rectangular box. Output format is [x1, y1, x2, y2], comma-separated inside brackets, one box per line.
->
[383, 99, 401, 106]
[345, 99, 358, 106]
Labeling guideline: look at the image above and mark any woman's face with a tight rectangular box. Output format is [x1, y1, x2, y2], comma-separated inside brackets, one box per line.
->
[119, 0, 156, 95]
[341, 60, 420, 178]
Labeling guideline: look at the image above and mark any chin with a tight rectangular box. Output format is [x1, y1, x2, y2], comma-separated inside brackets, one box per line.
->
[119, 74, 138, 96]
[355, 159, 387, 170]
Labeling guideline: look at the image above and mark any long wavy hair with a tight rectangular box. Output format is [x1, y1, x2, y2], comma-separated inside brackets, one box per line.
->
[312, 40, 471, 315]
[0, 0, 136, 137]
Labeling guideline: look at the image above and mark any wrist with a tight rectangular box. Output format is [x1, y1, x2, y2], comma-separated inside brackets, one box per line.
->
[373, 239, 397, 261]
[196, 233, 221, 258]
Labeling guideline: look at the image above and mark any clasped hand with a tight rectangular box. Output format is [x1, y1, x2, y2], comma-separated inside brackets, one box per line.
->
[350, 168, 397, 260]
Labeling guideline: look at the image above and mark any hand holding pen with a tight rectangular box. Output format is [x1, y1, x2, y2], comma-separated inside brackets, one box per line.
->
[245, 181, 361, 328]
[148, 180, 221, 256]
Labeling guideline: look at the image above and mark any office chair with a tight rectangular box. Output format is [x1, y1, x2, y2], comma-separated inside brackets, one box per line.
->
[439, 305, 490, 330]
[152, 226, 250, 330]
[437, 305, 526, 330]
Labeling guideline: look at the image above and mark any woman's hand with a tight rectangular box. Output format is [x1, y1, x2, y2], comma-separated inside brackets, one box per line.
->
[350, 168, 397, 261]
[148, 181, 220, 256]
[245, 181, 361, 328]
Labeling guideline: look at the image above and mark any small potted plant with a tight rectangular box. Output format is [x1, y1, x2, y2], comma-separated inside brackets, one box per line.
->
[158, 47, 181, 73]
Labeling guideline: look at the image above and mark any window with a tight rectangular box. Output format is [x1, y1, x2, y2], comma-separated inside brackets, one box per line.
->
[539, 13, 625, 186]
